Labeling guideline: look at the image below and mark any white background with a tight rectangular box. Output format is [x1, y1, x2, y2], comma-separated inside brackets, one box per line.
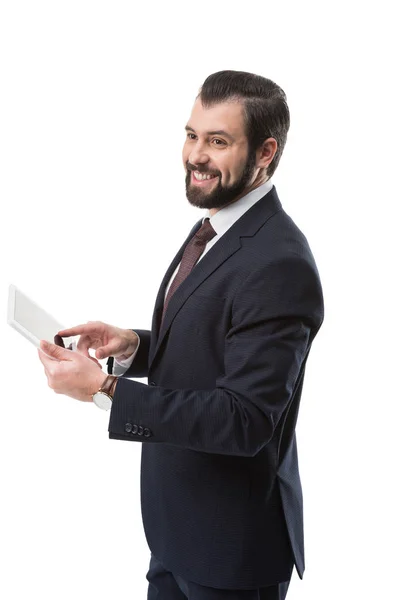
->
[0, 1, 399, 598]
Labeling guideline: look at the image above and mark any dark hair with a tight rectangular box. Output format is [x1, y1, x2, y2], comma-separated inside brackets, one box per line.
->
[197, 70, 290, 178]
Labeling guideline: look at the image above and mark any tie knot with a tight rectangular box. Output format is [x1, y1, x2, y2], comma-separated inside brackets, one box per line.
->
[195, 218, 217, 244]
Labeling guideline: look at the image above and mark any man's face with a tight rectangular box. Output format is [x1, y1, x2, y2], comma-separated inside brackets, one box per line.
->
[182, 98, 258, 212]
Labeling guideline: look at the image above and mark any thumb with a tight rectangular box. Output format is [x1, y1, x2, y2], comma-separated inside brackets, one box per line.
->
[96, 341, 120, 360]
[40, 340, 71, 360]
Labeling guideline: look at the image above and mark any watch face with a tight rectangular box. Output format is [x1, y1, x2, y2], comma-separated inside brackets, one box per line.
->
[93, 392, 112, 411]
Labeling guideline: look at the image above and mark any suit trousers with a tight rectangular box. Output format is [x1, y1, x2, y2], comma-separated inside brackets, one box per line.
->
[146, 553, 293, 600]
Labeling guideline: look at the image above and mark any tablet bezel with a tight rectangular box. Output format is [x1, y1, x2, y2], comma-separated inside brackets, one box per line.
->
[7, 284, 77, 350]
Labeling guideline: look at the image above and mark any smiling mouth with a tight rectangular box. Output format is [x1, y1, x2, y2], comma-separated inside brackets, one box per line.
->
[191, 170, 219, 185]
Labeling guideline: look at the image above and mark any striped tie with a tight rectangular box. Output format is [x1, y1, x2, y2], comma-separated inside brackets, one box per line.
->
[161, 218, 217, 322]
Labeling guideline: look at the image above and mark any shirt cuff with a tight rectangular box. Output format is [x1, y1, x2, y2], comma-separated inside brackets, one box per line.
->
[112, 332, 140, 375]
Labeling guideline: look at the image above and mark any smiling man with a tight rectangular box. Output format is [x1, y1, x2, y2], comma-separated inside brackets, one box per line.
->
[39, 70, 324, 600]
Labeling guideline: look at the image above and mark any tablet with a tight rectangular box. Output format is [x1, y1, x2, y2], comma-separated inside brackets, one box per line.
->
[7, 284, 77, 351]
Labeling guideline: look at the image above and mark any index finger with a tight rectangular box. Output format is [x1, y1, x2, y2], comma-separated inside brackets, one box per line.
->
[57, 323, 97, 337]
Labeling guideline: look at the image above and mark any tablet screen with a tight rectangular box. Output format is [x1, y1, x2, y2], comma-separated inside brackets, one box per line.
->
[8, 285, 75, 348]
[14, 288, 63, 343]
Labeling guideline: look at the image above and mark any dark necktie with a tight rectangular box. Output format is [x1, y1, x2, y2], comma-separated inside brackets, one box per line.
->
[162, 218, 217, 322]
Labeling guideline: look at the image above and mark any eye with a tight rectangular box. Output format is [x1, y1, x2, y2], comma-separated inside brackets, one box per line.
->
[186, 133, 196, 140]
[212, 139, 226, 146]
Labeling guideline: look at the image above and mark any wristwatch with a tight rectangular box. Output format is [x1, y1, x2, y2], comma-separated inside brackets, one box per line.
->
[92, 374, 118, 411]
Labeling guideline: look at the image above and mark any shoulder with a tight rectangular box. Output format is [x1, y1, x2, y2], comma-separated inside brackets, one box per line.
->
[233, 211, 324, 330]
[240, 206, 320, 276]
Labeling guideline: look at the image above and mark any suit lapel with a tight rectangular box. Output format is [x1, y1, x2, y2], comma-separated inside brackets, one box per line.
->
[149, 185, 282, 371]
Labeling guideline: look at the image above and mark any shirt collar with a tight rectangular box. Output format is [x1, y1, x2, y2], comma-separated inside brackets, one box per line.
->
[202, 178, 274, 235]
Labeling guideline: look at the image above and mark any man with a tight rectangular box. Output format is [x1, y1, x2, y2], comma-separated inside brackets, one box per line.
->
[38, 70, 324, 599]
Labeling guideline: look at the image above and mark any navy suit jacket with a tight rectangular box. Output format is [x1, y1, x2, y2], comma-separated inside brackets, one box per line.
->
[107, 185, 324, 590]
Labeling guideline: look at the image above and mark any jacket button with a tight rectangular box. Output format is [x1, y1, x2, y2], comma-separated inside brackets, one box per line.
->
[144, 428, 152, 438]
[132, 424, 138, 434]
[150, 381, 156, 386]
[124, 423, 133, 434]
[137, 426, 144, 436]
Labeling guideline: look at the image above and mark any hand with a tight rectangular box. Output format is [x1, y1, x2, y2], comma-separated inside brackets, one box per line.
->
[57, 321, 139, 362]
[38, 341, 108, 402]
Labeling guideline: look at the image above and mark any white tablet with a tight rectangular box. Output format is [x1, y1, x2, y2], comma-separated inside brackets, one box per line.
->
[7, 284, 77, 351]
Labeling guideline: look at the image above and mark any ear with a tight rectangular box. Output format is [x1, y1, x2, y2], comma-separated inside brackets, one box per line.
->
[256, 137, 278, 170]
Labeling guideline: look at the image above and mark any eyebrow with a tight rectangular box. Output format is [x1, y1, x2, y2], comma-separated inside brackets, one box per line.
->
[185, 125, 235, 143]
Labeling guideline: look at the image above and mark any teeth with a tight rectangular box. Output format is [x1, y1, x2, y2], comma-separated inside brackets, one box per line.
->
[194, 171, 216, 181]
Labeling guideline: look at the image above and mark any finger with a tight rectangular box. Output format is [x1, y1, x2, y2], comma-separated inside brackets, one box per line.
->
[89, 356, 103, 369]
[38, 348, 48, 366]
[40, 340, 73, 361]
[37, 351, 53, 378]
[76, 335, 93, 358]
[57, 323, 99, 337]
[38, 347, 58, 365]
[96, 340, 121, 360]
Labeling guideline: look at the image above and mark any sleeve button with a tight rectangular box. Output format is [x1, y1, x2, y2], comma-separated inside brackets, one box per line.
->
[124, 423, 133, 434]
[144, 428, 152, 438]
[137, 426, 144, 436]
[132, 424, 138, 434]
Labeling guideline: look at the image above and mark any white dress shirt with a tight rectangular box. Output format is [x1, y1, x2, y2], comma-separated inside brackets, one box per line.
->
[112, 178, 274, 376]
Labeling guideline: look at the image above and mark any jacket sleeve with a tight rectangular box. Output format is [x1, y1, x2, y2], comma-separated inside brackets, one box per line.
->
[107, 329, 151, 378]
[108, 257, 324, 457]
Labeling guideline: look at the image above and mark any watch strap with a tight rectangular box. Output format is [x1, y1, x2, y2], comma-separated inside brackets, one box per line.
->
[99, 374, 118, 399]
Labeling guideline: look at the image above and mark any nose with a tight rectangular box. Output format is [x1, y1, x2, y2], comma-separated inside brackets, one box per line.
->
[188, 140, 209, 167]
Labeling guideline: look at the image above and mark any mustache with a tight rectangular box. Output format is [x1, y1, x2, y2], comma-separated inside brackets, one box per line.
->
[186, 162, 220, 177]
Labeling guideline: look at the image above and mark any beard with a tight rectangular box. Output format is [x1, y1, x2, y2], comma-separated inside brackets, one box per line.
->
[185, 148, 257, 211]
